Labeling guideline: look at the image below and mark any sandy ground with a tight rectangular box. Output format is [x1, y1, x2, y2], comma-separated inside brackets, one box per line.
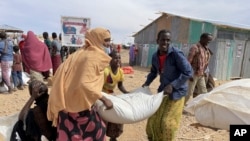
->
[0, 48, 229, 141]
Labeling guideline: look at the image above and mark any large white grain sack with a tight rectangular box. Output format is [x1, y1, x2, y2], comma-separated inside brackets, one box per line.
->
[22, 72, 31, 85]
[0, 84, 8, 93]
[0, 113, 19, 141]
[0, 71, 30, 93]
[95, 87, 164, 124]
[184, 79, 250, 130]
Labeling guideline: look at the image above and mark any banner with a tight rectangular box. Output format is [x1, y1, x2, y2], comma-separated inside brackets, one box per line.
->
[61, 16, 91, 47]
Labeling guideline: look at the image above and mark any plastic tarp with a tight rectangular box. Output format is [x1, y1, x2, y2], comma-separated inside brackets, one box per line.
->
[185, 79, 250, 130]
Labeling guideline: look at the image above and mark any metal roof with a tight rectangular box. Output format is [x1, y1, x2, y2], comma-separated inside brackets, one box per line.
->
[0, 24, 23, 33]
[133, 12, 250, 37]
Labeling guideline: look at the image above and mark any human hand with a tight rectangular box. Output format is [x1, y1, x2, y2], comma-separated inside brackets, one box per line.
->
[163, 84, 173, 95]
[142, 83, 148, 87]
[103, 98, 113, 110]
[100, 96, 113, 110]
[189, 77, 194, 82]
[204, 73, 208, 78]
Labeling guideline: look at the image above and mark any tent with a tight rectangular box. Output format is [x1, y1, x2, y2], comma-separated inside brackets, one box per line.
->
[0, 24, 23, 33]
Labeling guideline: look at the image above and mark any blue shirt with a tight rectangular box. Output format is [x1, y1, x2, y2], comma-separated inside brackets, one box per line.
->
[0, 39, 14, 61]
[51, 39, 62, 55]
[144, 46, 193, 100]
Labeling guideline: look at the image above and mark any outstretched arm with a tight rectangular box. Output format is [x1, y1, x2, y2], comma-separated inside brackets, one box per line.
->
[118, 81, 129, 94]
[18, 97, 35, 121]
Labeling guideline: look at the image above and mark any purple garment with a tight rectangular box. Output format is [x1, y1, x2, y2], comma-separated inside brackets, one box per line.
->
[129, 45, 135, 62]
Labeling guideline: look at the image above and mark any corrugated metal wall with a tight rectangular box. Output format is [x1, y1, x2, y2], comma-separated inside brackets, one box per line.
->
[203, 22, 215, 33]
[231, 40, 246, 78]
[133, 14, 250, 80]
[171, 16, 189, 43]
[188, 20, 203, 43]
[188, 21, 216, 43]
[241, 40, 250, 77]
[134, 23, 157, 44]
[206, 41, 217, 78]
[212, 39, 248, 80]
[213, 39, 234, 80]
[156, 15, 172, 35]
[147, 44, 158, 67]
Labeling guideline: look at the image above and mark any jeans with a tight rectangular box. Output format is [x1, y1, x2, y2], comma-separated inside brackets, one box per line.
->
[12, 71, 23, 87]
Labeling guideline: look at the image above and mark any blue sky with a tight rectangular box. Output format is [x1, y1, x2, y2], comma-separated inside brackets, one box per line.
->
[1, 0, 250, 44]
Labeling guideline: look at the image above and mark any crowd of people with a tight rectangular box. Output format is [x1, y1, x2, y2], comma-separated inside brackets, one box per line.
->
[0, 27, 213, 141]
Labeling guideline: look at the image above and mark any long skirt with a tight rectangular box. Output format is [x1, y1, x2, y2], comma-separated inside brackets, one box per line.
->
[57, 107, 107, 141]
[146, 96, 184, 141]
[52, 55, 61, 75]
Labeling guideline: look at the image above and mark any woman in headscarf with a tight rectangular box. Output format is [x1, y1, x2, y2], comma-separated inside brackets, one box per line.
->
[47, 27, 113, 140]
[21, 31, 52, 81]
[0, 31, 14, 93]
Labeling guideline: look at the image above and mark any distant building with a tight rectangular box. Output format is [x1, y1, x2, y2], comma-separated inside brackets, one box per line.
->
[132, 12, 250, 80]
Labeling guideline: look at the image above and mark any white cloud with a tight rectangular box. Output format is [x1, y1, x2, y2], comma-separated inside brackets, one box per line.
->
[0, 0, 250, 43]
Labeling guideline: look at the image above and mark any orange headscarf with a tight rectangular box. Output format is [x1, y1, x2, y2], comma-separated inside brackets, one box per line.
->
[47, 27, 111, 126]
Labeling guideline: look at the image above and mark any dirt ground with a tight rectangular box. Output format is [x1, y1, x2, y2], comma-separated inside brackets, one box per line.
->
[0, 48, 229, 141]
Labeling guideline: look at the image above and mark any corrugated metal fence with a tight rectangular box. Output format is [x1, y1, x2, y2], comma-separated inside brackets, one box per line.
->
[134, 39, 250, 80]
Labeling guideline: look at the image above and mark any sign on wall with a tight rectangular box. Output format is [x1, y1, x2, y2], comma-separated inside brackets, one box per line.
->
[61, 16, 91, 47]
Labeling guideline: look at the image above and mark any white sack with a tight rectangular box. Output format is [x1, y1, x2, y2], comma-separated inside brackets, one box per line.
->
[0, 84, 8, 93]
[95, 87, 164, 124]
[184, 79, 250, 130]
[0, 112, 49, 141]
[0, 72, 30, 93]
[0, 113, 19, 141]
[22, 72, 30, 85]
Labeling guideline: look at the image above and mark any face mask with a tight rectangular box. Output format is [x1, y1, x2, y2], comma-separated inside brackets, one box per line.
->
[103, 46, 111, 54]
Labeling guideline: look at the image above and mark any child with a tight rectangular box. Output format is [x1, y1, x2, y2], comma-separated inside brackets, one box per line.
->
[12, 45, 24, 90]
[10, 80, 57, 140]
[102, 50, 129, 141]
[103, 50, 129, 94]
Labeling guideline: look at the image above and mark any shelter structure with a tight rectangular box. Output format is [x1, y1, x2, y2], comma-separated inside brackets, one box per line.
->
[0, 24, 23, 33]
[132, 12, 250, 80]
[0, 24, 24, 45]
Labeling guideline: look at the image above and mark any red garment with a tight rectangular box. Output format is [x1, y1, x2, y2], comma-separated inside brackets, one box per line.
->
[12, 53, 22, 71]
[159, 54, 167, 73]
[51, 54, 61, 75]
[21, 31, 52, 72]
[117, 45, 121, 53]
[18, 40, 25, 50]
